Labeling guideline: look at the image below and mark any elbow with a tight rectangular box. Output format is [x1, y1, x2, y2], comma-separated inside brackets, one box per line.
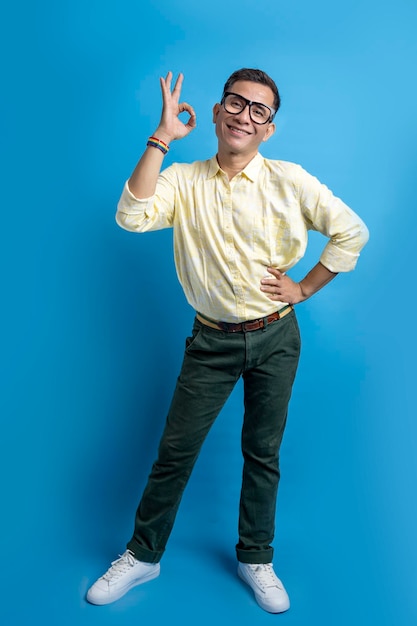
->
[115, 210, 129, 231]
[359, 222, 370, 249]
[115, 209, 144, 233]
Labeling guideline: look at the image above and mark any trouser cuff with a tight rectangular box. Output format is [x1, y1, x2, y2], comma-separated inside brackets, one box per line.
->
[236, 546, 274, 564]
[127, 537, 164, 564]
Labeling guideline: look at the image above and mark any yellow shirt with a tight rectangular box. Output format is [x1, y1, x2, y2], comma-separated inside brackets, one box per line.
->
[116, 153, 369, 323]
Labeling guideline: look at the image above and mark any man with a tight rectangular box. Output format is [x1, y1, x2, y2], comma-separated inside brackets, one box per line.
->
[87, 69, 369, 613]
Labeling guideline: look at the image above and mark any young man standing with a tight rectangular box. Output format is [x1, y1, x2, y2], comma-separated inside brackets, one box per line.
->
[87, 69, 369, 613]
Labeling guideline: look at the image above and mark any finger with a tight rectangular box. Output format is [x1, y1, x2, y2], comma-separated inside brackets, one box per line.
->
[172, 72, 184, 98]
[265, 293, 282, 301]
[178, 102, 196, 116]
[266, 266, 283, 278]
[260, 284, 280, 297]
[261, 275, 280, 293]
[159, 73, 173, 102]
[185, 111, 197, 129]
[178, 101, 192, 113]
[160, 71, 173, 90]
[187, 115, 197, 129]
[178, 102, 197, 128]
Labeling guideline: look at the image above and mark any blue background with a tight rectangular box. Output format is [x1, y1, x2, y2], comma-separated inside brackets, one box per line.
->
[1, 1, 416, 624]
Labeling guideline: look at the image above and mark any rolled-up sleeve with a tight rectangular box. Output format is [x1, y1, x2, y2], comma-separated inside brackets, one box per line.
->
[116, 167, 177, 233]
[297, 167, 369, 272]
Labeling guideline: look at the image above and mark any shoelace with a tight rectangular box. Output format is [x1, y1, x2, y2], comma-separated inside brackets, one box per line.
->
[102, 550, 137, 581]
[248, 564, 282, 589]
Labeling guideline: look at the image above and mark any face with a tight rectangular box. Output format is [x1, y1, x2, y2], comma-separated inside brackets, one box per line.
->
[213, 80, 276, 157]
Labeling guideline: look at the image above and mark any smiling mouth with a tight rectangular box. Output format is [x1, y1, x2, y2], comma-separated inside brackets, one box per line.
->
[227, 124, 251, 136]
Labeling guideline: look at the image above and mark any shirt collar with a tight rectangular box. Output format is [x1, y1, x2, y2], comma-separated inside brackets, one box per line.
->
[207, 152, 263, 182]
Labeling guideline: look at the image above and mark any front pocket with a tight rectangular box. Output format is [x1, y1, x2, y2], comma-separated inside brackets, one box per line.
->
[185, 321, 203, 352]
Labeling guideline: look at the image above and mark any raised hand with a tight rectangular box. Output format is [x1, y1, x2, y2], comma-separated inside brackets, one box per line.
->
[154, 72, 197, 144]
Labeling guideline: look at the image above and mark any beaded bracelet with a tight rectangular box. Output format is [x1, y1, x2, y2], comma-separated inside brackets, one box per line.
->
[147, 136, 170, 155]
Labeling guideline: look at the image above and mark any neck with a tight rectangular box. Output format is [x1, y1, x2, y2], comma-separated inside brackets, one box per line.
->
[216, 150, 257, 180]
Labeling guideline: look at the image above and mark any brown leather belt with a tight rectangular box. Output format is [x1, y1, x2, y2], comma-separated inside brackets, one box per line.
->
[196, 305, 293, 333]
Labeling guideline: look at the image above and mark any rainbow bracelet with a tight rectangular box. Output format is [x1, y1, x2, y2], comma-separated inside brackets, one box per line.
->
[147, 136, 170, 155]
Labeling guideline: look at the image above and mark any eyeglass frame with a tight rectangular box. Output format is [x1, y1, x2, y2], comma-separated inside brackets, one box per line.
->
[220, 91, 276, 125]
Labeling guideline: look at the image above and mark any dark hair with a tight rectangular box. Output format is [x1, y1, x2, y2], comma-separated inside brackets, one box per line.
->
[222, 68, 281, 115]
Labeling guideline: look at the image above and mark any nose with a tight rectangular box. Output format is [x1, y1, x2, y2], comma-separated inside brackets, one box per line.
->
[234, 103, 251, 123]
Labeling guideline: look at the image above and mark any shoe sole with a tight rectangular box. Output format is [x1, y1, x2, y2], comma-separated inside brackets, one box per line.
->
[87, 565, 160, 605]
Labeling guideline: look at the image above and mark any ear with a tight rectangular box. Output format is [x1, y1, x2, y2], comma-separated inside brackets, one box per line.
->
[212, 103, 221, 123]
[262, 122, 276, 143]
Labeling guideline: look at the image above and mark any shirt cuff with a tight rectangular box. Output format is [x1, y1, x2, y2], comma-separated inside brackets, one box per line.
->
[319, 243, 362, 272]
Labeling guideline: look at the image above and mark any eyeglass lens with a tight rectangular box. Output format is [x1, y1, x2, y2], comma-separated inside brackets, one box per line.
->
[223, 93, 271, 124]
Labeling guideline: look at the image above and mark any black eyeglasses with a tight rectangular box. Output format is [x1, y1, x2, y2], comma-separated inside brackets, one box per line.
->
[221, 92, 275, 125]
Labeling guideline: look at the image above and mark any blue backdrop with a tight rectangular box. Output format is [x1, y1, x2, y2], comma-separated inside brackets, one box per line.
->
[1, 1, 416, 625]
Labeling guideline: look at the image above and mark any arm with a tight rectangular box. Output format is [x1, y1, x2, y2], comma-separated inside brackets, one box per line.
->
[127, 72, 196, 199]
[260, 167, 369, 305]
[260, 262, 338, 305]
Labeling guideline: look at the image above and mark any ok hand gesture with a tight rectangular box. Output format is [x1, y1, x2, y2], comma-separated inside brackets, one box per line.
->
[154, 72, 197, 144]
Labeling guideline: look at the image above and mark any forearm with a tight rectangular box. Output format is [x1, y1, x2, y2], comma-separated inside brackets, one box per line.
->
[128, 72, 196, 199]
[128, 128, 172, 199]
[299, 262, 338, 300]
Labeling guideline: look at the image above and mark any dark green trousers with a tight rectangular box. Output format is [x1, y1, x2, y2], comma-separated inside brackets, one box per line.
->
[127, 310, 301, 564]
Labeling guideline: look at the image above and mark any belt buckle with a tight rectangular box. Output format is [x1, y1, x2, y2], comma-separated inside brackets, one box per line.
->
[243, 319, 262, 332]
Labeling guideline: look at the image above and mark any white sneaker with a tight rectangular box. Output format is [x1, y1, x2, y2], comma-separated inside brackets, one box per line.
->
[237, 562, 290, 613]
[86, 550, 160, 605]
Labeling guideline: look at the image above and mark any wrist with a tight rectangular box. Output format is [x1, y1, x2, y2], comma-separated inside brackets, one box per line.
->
[147, 135, 170, 156]
[298, 281, 310, 301]
[153, 128, 174, 145]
